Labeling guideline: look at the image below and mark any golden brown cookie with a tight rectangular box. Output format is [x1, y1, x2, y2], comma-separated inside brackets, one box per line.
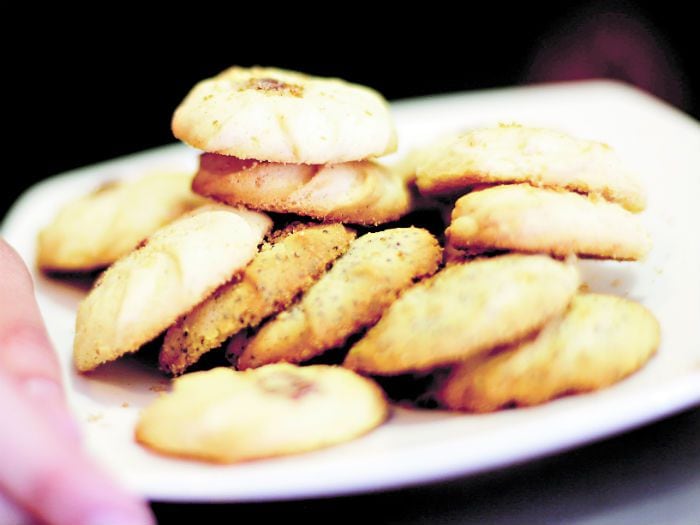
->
[135, 364, 388, 463]
[73, 205, 272, 372]
[172, 67, 397, 164]
[415, 124, 646, 211]
[344, 254, 580, 374]
[237, 228, 442, 369]
[192, 155, 411, 225]
[37, 172, 207, 272]
[446, 184, 651, 260]
[160, 223, 356, 375]
[435, 294, 660, 412]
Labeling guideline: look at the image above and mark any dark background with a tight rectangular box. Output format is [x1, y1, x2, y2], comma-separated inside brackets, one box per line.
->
[6, 2, 696, 219]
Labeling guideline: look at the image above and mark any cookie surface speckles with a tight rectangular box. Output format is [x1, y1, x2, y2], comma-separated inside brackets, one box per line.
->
[160, 223, 356, 375]
[237, 228, 442, 369]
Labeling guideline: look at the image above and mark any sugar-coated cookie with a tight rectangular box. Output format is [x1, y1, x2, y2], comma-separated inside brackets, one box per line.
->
[237, 228, 442, 369]
[160, 223, 356, 375]
[73, 205, 272, 372]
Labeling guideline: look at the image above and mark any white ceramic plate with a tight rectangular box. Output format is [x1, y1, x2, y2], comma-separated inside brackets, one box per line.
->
[3, 81, 700, 502]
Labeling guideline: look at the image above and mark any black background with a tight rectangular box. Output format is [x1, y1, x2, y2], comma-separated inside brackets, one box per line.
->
[6, 2, 696, 218]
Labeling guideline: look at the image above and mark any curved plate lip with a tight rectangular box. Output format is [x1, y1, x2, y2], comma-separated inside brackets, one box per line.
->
[3, 80, 700, 502]
[147, 379, 700, 502]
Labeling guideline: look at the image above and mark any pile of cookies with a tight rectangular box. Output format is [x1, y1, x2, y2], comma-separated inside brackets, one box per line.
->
[37, 67, 659, 464]
[177, 67, 410, 225]
[410, 123, 651, 262]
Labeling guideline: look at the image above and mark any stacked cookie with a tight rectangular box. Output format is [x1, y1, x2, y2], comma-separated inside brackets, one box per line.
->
[413, 124, 651, 262]
[173, 67, 410, 225]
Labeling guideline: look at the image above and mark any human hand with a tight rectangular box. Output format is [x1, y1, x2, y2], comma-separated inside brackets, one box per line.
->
[0, 239, 154, 525]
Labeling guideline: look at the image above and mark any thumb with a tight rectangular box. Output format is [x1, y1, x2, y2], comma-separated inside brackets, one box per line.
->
[0, 373, 155, 525]
[0, 240, 154, 525]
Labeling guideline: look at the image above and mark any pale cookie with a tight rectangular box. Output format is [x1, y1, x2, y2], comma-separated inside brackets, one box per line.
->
[344, 254, 580, 374]
[446, 184, 651, 260]
[172, 66, 397, 164]
[73, 205, 272, 372]
[135, 364, 388, 463]
[160, 223, 356, 375]
[416, 124, 646, 211]
[37, 172, 208, 272]
[435, 294, 660, 412]
[193, 155, 411, 225]
[237, 228, 442, 369]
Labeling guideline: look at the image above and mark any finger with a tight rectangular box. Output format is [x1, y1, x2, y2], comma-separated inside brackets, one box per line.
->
[0, 239, 79, 441]
[0, 241, 154, 524]
[0, 240, 61, 386]
[0, 372, 155, 525]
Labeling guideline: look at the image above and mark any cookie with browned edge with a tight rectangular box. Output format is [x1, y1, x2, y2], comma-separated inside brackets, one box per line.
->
[237, 228, 442, 369]
[160, 223, 355, 375]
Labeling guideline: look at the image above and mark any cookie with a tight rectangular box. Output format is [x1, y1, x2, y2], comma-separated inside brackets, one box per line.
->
[37, 172, 208, 272]
[344, 254, 580, 375]
[446, 184, 651, 260]
[237, 228, 442, 369]
[135, 364, 388, 463]
[415, 124, 646, 211]
[435, 294, 660, 412]
[160, 223, 356, 375]
[73, 205, 272, 372]
[172, 67, 397, 164]
[193, 155, 411, 225]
